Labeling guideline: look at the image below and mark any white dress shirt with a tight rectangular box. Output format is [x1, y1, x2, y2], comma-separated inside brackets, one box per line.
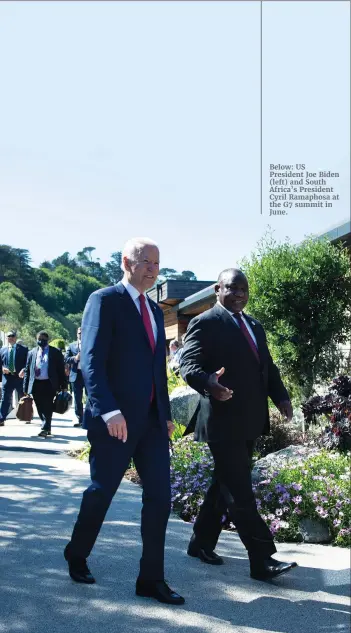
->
[102, 278, 158, 424]
[35, 346, 50, 380]
[217, 301, 258, 347]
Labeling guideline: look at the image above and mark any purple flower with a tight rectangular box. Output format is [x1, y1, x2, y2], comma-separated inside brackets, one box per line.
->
[316, 506, 328, 519]
[278, 492, 290, 504]
[291, 483, 303, 491]
[333, 519, 341, 527]
[292, 495, 302, 505]
[275, 484, 286, 493]
[293, 507, 302, 515]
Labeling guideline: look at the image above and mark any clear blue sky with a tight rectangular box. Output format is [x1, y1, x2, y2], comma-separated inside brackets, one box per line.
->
[0, 1, 349, 280]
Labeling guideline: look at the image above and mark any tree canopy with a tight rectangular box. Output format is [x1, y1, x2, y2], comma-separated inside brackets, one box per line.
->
[240, 232, 351, 398]
[0, 244, 197, 346]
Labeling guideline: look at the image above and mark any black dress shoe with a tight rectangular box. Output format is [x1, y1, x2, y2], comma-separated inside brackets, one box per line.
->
[0, 420, 5, 426]
[64, 545, 95, 584]
[73, 422, 82, 428]
[38, 430, 48, 438]
[136, 579, 185, 605]
[250, 557, 298, 581]
[187, 538, 224, 565]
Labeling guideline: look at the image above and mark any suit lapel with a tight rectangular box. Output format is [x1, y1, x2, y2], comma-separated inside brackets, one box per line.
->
[31, 348, 37, 377]
[214, 303, 263, 364]
[243, 314, 265, 362]
[148, 298, 163, 352]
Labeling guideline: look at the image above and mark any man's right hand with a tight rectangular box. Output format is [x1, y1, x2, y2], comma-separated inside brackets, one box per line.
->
[206, 367, 233, 401]
[106, 413, 128, 442]
[2, 367, 10, 375]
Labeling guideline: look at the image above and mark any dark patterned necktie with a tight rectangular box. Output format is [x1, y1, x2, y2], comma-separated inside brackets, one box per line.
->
[234, 313, 260, 362]
[8, 347, 14, 373]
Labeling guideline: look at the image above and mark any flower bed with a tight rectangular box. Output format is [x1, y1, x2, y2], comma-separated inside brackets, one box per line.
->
[252, 450, 351, 547]
[169, 437, 351, 547]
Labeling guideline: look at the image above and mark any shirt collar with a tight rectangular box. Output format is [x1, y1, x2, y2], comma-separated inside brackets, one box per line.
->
[217, 301, 242, 318]
[121, 277, 146, 302]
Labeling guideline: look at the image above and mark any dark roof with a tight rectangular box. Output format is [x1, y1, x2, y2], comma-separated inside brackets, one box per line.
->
[316, 219, 351, 249]
[147, 279, 215, 305]
[176, 283, 216, 313]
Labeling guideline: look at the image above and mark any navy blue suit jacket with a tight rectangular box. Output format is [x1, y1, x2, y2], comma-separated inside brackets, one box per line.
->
[81, 283, 171, 434]
[64, 342, 80, 382]
[0, 344, 28, 385]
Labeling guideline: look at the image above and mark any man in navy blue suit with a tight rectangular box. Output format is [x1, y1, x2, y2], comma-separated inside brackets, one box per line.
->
[65, 327, 85, 427]
[0, 331, 28, 426]
[64, 238, 184, 605]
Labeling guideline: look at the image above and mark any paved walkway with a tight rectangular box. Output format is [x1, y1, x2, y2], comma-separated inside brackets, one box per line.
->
[0, 411, 350, 633]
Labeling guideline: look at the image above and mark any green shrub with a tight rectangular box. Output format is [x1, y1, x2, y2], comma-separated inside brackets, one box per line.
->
[167, 369, 186, 394]
[50, 338, 66, 351]
[254, 410, 321, 459]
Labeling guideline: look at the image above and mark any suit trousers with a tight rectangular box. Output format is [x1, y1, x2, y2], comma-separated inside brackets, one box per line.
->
[72, 370, 85, 423]
[32, 380, 55, 432]
[68, 403, 171, 581]
[193, 439, 276, 561]
[0, 375, 24, 421]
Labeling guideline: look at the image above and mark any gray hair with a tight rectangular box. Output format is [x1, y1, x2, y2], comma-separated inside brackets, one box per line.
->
[122, 237, 159, 272]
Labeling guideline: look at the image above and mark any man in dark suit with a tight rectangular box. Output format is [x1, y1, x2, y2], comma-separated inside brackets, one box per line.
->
[180, 268, 297, 581]
[64, 238, 184, 605]
[65, 327, 85, 427]
[23, 330, 67, 438]
[0, 331, 28, 426]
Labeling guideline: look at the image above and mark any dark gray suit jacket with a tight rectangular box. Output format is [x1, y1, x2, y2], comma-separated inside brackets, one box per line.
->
[180, 304, 289, 442]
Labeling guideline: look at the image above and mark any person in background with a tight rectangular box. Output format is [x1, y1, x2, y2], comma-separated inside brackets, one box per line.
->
[0, 331, 28, 426]
[65, 327, 85, 428]
[180, 268, 297, 582]
[23, 330, 67, 438]
[167, 339, 182, 374]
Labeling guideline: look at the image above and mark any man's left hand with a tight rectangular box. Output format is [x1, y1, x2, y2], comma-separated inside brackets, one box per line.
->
[167, 420, 175, 438]
[19, 369, 25, 378]
[278, 400, 293, 421]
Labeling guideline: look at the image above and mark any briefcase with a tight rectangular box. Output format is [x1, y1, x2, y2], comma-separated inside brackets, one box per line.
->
[16, 395, 34, 422]
[53, 390, 72, 415]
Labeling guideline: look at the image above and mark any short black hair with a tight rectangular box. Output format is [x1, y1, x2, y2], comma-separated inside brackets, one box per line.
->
[217, 268, 246, 283]
[37, 331, 49, 339]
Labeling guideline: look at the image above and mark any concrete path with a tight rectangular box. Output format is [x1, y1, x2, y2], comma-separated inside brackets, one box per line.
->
[0, 411, 350, 633]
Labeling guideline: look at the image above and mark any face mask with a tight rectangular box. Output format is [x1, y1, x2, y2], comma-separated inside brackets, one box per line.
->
[37, 340, 47, 348]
